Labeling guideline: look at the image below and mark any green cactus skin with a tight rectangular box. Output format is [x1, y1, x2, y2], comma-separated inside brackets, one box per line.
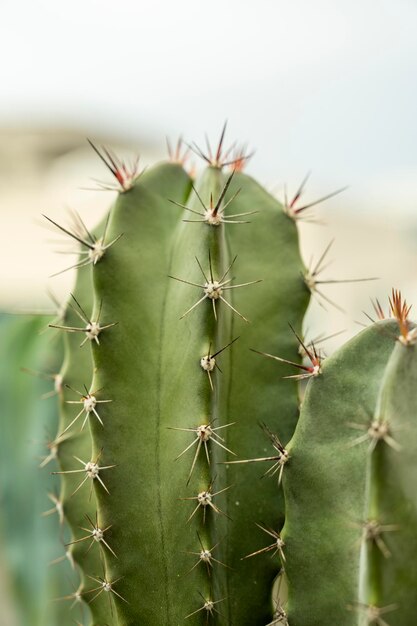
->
[45, 144, 309, 625]
[282, 316, 417, 626]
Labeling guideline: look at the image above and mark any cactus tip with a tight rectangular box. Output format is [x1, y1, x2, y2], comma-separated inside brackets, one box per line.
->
[87, 138, 140, 192]
[389, 288, 417, 345]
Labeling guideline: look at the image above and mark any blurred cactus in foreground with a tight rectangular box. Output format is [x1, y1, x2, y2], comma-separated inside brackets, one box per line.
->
[0, 314, 67, 626]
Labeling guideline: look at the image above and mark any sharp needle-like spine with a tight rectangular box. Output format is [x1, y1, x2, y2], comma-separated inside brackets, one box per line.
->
[85, 574, 128, 616]
[52, 449, 116, 498]
[282, 172, 347, 223]
[185, 593, 226, 621]
[347, 602, 398, 626]
[251, 324, 322, 381]
[169, 420, 235, 484]
[61, 383, 112, 435]
[186, 533, 230, 576]
[87, 138, 141, 192]
[181, 482, 233, 524]
[347, 418, 401, 452]
[49, 294, 117, 347]
[304, 240, 377, 312]
[170, 170, 255, 226]
[66, 512, 117, 558]
[170, 254, 260, 322]
[43, 210, 122, 276]
[242, 523, 286, 563]
[200, 337, 240, 390]
[223, 422, 289, 484]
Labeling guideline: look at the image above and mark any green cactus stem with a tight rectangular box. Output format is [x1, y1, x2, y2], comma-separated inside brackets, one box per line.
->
[282, 292, 417, 626]
[47, 133, 310, 625]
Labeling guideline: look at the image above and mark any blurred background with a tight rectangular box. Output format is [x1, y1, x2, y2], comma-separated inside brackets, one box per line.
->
[1, 0, 417, 624]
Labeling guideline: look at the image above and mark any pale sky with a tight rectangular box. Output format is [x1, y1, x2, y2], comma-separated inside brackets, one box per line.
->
[1, 0, 417, 211]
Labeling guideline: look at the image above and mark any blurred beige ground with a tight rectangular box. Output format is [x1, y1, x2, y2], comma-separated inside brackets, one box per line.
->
[0, 128, 416, 355]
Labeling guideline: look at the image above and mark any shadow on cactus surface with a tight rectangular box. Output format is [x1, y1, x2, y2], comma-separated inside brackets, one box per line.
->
[7, 127, 416, 626]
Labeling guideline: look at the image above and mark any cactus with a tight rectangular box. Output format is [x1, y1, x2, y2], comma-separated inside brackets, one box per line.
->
[0, 313, 67, 626]
[45, 130, 311, 625]
[40, 130, 417, 626]
[281, 293, 417, 626]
